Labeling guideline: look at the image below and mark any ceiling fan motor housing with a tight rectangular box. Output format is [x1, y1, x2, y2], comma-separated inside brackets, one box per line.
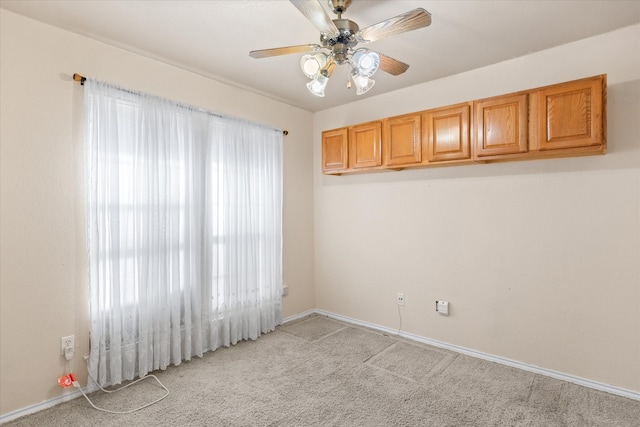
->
[321, 18, 359, 64]
[328, 0, 351, 15]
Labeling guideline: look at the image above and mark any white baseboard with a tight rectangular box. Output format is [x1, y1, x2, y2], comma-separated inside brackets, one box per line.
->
[313, 308, 640, 402]
[0, 389, 83, 425]
[282, 309, 316, 324]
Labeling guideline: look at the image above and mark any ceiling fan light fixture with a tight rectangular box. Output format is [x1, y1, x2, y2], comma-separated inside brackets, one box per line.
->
[306, 74, 329, 97]
[351, 48, 380, 78]
[251, 1, 433, 100]
[351, 71, 375, 95]
[300, 53, 328, 79]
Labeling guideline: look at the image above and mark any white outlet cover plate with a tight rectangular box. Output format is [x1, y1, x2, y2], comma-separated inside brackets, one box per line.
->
[437, 300, 449, 315]
[60, 335, 75, 355]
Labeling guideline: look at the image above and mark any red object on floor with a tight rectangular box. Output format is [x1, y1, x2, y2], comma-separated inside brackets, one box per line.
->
[58, 373, 76, 388]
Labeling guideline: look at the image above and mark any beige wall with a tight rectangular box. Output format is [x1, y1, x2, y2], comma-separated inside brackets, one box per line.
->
[0, 9, 315, 416]
[314, 24, 640, 393]
[1, 6, 639, 419]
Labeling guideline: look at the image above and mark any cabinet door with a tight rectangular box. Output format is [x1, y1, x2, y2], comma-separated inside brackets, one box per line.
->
[384, 114, 422, 166]
[537, 75, 604, 150]
[322, 128, 348, 173]
[349, 121, 382, 169]
[423, 103, 471, 163]
[475, 94, 528, 158]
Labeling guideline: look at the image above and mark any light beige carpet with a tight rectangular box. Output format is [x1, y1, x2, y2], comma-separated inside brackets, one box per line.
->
[6, 314, 639, 426]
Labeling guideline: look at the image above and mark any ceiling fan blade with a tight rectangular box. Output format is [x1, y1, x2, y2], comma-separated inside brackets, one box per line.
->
[290, 0, 339, 36]
[378, 53, 410, 76]
[249, 44, 321, 59]
[356, 8, 431, 43]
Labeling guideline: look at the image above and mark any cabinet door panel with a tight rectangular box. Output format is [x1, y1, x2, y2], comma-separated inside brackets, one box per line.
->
[384, 114, 422, 166]
[424, 104, 471, 162]
[322, 128, 348, 172]
[475, 94, 528, 157]
[349, 121, 382, 169]
[538, 76, 603, 150]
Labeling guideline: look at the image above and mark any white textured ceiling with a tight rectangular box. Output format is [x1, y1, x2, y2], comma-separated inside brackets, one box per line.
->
[2, 0, 639, 112]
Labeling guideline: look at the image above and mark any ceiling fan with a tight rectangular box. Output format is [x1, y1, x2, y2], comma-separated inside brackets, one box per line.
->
[249, 0, 432, 97]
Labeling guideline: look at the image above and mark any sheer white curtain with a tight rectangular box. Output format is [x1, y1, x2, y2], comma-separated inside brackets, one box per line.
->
[84, 79, 282, 387]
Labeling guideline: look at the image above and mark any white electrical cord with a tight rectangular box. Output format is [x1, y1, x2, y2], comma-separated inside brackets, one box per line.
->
[397, 304, 403, 336]
[67, 360, 170, 414]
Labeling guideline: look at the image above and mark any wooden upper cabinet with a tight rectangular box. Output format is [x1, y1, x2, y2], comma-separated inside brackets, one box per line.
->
[349, 121, 382, 169]
[384, 114, 422, 166]
[475, 93, 528, 158]
[423, 103, 471, 163]
[322, 127, 348, 173]
[321, 75, 606, 175]
[536, 75, 604, 151]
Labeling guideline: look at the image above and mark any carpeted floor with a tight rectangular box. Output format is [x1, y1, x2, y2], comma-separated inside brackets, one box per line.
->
[6, 314, 639, 426]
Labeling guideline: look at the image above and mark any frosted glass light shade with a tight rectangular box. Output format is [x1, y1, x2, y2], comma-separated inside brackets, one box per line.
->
[300, 53, 328, 79]
[306, 75, 329, 97]
[351, 72, 375, 95]
[351, 49, 380, 78]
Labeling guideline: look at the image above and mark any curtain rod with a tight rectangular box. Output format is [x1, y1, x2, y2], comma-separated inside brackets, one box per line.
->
[72, 73, 289, 136]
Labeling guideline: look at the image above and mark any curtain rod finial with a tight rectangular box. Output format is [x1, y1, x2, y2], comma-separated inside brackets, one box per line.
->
[283, 130, 289, 136]
[73, 73, 86, 85]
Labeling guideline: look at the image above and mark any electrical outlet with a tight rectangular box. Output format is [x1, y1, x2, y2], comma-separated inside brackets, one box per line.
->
[61, 335, 75, 356]
[436, 300, 449, 315]
[397, 293, 405, 306]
